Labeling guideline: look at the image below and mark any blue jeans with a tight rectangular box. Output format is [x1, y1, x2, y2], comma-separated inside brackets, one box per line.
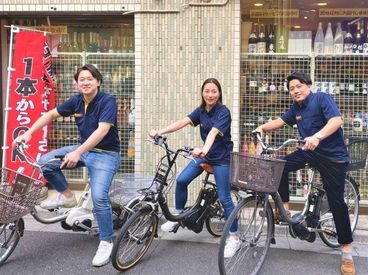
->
[39, 145, 120, 241]
[175, 158, 238, 233]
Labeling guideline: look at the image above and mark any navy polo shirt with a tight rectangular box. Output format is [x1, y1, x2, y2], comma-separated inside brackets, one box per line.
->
[57, 91, 120, 152]
[188, 103, 233, 165]
[281, 92, 349, 162]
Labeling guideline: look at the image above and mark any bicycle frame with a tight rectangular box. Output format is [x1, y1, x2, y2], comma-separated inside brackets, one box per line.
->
[14, 142, 98, 233]
[136, 136, 218, 225]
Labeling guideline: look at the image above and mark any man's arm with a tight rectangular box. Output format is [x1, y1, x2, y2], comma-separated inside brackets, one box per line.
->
[61, 122, 112, 168]
[255, 117, 286, 136]
[304, 116, 343, 151]
[12, 108, 61, 148]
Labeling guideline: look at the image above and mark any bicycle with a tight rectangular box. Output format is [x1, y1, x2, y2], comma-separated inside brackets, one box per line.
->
[0, 141, 137, 266]
[218, 132, 364, 275]
[111, 136, 238, 271]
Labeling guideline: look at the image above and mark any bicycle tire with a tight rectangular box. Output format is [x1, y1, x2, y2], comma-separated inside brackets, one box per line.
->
[111, 205, 158, 271]
[0, 218, 24, 266]
[218, 195, 273, 275]
[318, 176, 360, 248]
[206, 188, 240, 237]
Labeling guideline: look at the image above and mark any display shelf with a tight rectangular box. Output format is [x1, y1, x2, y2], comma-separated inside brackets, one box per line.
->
[240, 53, 368, 199]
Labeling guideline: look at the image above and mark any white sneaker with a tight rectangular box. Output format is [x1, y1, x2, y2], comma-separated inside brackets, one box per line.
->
[161, 221, 179, 232]
[40, 193, 77, 209]
[92, 240, 113, 267]
[224, 238, 241, 258]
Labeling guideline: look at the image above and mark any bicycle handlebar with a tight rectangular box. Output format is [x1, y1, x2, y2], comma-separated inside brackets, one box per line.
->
[251, 131, 305, 153]
[149, 135, 194, 160]
[15, 141, 64, 169]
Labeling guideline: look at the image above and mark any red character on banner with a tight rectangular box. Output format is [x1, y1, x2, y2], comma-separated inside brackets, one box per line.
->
[3, 30, 55, 177]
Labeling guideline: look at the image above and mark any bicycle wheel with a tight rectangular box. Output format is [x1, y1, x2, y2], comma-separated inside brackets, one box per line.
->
[113, 196, 142, 230]
[218, 195, 273, 275]
[319, 176, 360, 248]
[111, 205, 158, 271]
[206, 188, 240, 237]
[0, 218, 24, 266]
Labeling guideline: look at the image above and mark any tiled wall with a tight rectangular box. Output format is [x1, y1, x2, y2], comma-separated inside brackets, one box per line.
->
[1, 0, 241, 205]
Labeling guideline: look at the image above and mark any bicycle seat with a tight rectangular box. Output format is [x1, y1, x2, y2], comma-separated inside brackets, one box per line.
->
[200, 163, 213, 174]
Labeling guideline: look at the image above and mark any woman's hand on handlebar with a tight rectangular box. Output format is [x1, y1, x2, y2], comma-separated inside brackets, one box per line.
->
[191, 148, 206, 158]
[148, 130, 159, 139]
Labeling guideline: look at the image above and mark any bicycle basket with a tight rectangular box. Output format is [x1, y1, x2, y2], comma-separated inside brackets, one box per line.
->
[346, 137, 368, 171]
[0, 168, 43, 223]
[230, 152, 286, 193]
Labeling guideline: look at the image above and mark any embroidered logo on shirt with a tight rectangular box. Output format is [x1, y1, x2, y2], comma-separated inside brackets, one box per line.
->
[296, 115, 302, 121]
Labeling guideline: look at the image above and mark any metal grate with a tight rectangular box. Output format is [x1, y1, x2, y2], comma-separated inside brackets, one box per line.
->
[240, 53, 368, 201]
[51, 52, 135, 183]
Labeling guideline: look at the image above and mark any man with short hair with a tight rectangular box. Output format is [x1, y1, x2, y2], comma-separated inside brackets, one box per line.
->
[255, 71, 355, 275]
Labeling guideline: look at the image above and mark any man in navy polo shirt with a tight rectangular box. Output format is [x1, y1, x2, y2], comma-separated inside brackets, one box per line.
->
[14, 64, 120, 267]
[255, 71, 355, 275]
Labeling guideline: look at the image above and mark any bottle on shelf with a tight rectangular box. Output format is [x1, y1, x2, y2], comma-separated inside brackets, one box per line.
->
[334, 22, 344, 54]
[324, 22, 334, 54]
[267, 24, 275, 53]
[127, 130, 135, 158]
[257, 24, 267, 53]
[71, 32, 81, 52]
[343, 24, 354, 53]
[108, 36, 115, 53]
[87, 32, 98, 53]
[363, 20, 368, 54]
[100, 36, 109, 53]
[248, 139, 256, 155]
[80, 32, 86, 52]
[57, 34, 66, 53]
[248, 23, 258, 53]
[353, 21, 363, 53]
[314, 22, 324, 54]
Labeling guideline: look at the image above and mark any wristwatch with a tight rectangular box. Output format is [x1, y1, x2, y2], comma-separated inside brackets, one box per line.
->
[314, 132, 324, 141]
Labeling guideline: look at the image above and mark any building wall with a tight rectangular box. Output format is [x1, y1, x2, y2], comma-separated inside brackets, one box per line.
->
[0, 0, 241, 204]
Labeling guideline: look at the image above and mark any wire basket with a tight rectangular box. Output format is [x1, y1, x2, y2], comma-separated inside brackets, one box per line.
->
[346, 137, 368, 171]
[230, 152, 286, 193]
[0, 168, 43, 223]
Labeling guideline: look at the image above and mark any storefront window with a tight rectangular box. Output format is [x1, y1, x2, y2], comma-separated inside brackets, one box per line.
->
[2, 16, 135, 186]
[240, 0, 368, 200]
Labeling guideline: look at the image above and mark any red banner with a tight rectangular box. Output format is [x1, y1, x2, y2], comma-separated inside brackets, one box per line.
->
[5, 31, 55, 177]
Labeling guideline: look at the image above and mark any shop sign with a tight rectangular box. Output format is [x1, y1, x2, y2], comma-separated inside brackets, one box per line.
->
[29, 25, 68, 34]
[250, 9, 299, 18]
[5, 31, 55, 176]
[319, 8, 368, 18]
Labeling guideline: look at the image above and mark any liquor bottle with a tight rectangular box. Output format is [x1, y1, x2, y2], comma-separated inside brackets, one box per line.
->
[343, 25, 354, 53]
[127, 130, 135, 158]
[64, 33, 72, 52]
[248, 69, 258, 93]
[267, 24, 275, 53]
[258, 76, 268, 93]
[80, 32, 86, 52]
[100, 36, 109, 53]
[57, 34, 66, 52]
[257, 24, 267, 53]
[363, 20, 368, 54]
[248, 23, 258, 53]
[353, 22, 363, 53]
[324, 22, 334, 54]
[108, 36, 115, 53]
[87, 32, 98, 53]
[71, 32, 81, 52]
[334, 22, 344, 54]
[314, 22, 324, 54]
[248, 140, 256, 155]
